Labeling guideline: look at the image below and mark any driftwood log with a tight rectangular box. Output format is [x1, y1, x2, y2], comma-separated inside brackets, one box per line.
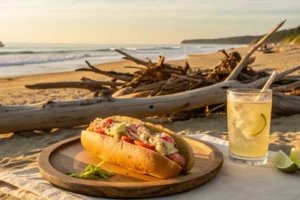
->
[1, 66, 300, 133]
[272, 81, 300, 92]
[25, 81, 123, 90]
[272, 94, 300, 116]
[76, 61, 134, 82]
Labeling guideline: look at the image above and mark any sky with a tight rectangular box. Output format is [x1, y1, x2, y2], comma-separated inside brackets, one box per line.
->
[0, 0, 300, 44]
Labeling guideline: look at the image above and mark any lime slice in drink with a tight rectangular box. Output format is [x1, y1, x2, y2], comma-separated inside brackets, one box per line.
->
[238, 113, 267, 140]
[273, 150, 298, 172]
[290, 147, 300, 168]
[252, 114, 267, 136]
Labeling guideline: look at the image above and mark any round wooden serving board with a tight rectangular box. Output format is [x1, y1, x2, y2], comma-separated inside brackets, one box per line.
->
[38, 136, 223, 198]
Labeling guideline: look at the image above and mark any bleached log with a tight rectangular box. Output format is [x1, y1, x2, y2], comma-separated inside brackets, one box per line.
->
[157, 56, 165, 67]
[81, 77, 97, 82]
[247, 66, 300, 88]
[124, 66, 145, 70]
[115, 49, 150, 67]
[1, 65, 299, 133]
[115, 49, 176, 69]
[75, 61, 135, 82]
[112, 87, 134, 97]
[272, 81, 300, 92]
[246, 56, 256, 65]
[272, 94, 300, 116]
[1, 90, 299, 134]
[132, 81, 167, 93]
[276, 76, 300, 83]
[116, 91, 151, 98]
[218, 49, 230, 58]
[171, 74, 202, 83]
[1, 80, 237, 133]
[25, 81, 122, 90]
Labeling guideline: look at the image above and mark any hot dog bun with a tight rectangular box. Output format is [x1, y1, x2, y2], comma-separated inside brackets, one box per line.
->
[81, 116, 195, 178]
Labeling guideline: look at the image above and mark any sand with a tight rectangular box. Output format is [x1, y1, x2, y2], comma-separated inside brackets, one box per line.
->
[0, 46, 300, 173]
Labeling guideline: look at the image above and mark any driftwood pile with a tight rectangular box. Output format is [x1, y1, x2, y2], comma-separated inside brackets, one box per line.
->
[27, 49, 270, 99]
[1, 20, 300, 134]
[25, 47, 299, 120]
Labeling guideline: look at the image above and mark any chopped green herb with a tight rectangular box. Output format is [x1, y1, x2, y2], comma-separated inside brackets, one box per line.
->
[65, 172, 79, 178]
[65, 165, 114, 180]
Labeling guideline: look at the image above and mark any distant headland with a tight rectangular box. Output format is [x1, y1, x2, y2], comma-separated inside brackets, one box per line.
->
[181, 26, 300, 45]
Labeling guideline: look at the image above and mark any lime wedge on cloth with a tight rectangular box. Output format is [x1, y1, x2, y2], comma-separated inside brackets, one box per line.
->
[290, 147, 300, 168]
[273, 150, 298, 172]
[252, 114, 267, 136]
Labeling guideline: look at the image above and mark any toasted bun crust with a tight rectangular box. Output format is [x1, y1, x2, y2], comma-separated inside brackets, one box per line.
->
[81, 130, 181, 178]
[81, 116, 195, 178]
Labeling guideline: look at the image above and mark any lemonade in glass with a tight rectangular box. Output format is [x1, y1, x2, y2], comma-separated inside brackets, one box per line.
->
[227, 88, 272, 165]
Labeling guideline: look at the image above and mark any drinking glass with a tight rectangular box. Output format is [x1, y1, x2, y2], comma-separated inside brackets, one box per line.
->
[227, 88, 272, 165]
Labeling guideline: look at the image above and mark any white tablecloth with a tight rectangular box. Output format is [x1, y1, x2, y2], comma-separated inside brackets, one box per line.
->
[0, 134, 299, 200]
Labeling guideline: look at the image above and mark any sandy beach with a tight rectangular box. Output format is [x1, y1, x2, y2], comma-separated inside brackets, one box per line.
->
[1, 46, 300, 173]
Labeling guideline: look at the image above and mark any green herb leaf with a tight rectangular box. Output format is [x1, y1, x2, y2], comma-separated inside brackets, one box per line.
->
[78, 165, 100, 179]
[65, 172, 79, 178]
[96, 167, 114, 179]
[65, 165, 114, 180]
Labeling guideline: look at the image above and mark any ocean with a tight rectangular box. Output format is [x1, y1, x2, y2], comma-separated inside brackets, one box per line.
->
[0, 43, 247, 78]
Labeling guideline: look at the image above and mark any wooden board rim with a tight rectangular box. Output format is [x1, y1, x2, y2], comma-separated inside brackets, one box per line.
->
[37, 136, 223, 196]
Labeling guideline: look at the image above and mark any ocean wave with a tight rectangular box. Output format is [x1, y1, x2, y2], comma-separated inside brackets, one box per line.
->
[0, 52, 120, 67]
[124, 46, 181, 51]
[0, 45, 182, 66]
[121, 47, 137, 51]
[0, 46, 182, 55]
[119, 46, 181, 51]
[161, 46, 181, 49]
[0, 48, 112, 55]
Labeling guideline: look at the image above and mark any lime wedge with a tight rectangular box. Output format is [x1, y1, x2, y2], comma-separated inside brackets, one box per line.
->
[290, 147, 300, 168]
[252, 114, 267, 136]
[273, 150, 298, 172]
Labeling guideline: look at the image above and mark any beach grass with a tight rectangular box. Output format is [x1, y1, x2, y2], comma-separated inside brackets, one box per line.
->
[282, 34, 300, 44]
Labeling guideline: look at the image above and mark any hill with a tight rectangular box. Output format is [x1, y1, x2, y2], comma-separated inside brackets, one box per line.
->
[181, 26, 300, 45]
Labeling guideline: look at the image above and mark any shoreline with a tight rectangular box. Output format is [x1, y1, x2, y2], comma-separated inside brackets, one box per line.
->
[0, 59, 127, 80]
